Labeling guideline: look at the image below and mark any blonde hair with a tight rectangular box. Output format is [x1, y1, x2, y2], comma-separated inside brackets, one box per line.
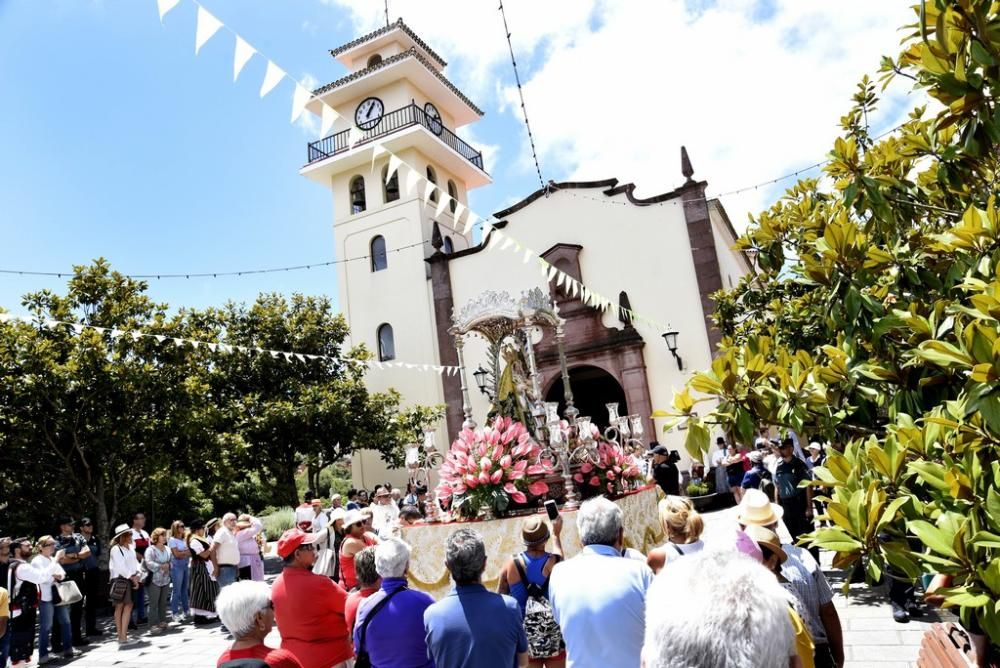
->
[170, 520, 187, 539]
[151, 527, 168, 545]
[34, 535, 56, 555]
[658, 496, 704, 543]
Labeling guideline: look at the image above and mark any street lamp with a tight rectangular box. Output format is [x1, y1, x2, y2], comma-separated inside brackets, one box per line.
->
[662, 330, 683, 370]
[473, 365, 492, 399]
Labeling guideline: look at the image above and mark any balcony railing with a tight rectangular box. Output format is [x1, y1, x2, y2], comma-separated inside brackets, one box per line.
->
[306, 103, 485, 171]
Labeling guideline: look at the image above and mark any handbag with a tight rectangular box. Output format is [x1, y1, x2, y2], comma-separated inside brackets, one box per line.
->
[54, 579, 83, 607]
[108, 576, 130, 603]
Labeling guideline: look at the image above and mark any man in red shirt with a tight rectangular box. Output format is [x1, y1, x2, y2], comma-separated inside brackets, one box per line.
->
[271, 529, 353, 668]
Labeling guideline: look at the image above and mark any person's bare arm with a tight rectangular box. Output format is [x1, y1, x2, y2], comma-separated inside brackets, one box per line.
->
[646, 548, 666, 575]
[550, 516, 564, 560]
[497, 562, 511, 595]
[0, 617, 7, 637]
[819, 601, 844, 667]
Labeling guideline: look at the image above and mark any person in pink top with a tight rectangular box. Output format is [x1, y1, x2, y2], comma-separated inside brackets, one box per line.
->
[271, 529, 352, 668]
[236, 514, 265, 581]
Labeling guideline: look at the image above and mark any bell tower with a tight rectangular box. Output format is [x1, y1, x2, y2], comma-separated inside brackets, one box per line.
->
[299, 19, 490, 482]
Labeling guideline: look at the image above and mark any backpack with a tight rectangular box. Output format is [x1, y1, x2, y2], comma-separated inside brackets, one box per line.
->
[9, 560, 38, 617]
[513, 553, 563, 660]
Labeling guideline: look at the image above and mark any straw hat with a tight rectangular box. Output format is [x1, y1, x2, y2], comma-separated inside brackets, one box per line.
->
[342, 509, 365, 529]
[111, 523, 131, 542]
[521, 516, 550, 545]
[743, 525, 787, 564]
[736, 488, 784, 527]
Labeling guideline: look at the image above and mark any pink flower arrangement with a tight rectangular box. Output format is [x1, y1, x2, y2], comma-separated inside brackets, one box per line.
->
[573, 440, 643, 498]
[437, 416, 556, 518]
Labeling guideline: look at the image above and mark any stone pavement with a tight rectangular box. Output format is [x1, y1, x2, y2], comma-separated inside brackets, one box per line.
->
[41, 513, 947, 668]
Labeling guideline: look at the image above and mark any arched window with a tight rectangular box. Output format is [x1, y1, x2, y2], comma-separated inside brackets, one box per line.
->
[426, 165, 438, 202]
[350, 175, 366, 214]
[382, 166, 400, 203]
[447, 180, 458, 213]
[370, 235, 387, 272]
[443, 236, 454, 254]
[367, 53, 383, 68]
[377, 323, 395, 361]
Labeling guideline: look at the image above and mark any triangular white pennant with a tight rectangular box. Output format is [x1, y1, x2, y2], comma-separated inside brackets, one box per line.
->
[290, 84, 311, 123]
[296, 354, 307, 362]
[422, 180, 436, 205]
[434, 194, 449, 218]
[155, 335, 167, 343]
[320, 104, 338, 137]
[537, 259, 550, 277]
[207, 343, 218, 352]
[556, 271, 566, 288]
[91, 326, 106, 334]
[157, 0, 181, 24]
[109, 328, 122, 338]
[348, 126, 365, 148]
[522, 248, 533, 264]
[46, 320, 61, 330]
[386, 154, 402, 181]
[462, 213, 477, 235]
[404, 167, 422, 197]
[270, 351, 280, 359]
[0, 313, 11, 323]
[131, 331, 143, 341]
[233, 36, 255, 82]
[259, 61, 285, 98]
[546, 265, 558, 282]
[422, 364, 431, 371]
[190, 340, 200, 349]
[370, 143, 387, 172]
[195, 6, 224, 55]
[452, 202, 466, 226]
[405, 363, 416, 370]
[174, 338, 185, 348]
[71, 324, 85, 335]
[569, 280, 579, 298]
[500, 236, 514, 251]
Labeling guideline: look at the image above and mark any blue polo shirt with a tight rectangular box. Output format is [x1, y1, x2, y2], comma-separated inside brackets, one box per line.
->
[548, 543, 653, 668]
[354, 577, 435, 668]
[423, 583, 527, 668]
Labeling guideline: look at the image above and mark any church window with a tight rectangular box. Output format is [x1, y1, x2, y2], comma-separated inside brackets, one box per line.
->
[370, 235, 388, 272]
[350, 175, 366, 214]
[447, 180, 458, 213]
[383, 166, 400, 203]
[443, 236, 454, 254]
[377, 323, 395, 361]
[367, 53, 383, 68]
[426, 165, 438, 202]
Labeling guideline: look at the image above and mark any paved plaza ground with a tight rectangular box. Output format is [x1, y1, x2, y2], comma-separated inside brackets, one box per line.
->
[39, 507, 950, 668]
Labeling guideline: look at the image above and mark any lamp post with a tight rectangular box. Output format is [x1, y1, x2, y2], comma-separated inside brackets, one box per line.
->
[473, 365, 492, 400]
[405, 430, 445, 523]
[662, 330, 683, 371]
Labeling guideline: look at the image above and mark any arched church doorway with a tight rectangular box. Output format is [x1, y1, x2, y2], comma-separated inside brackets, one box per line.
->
[545, 365, 627, 432]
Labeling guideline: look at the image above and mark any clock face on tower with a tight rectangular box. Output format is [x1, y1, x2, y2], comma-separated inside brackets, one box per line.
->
[424, 102, 443, 135]
[355, 97, 384, 131]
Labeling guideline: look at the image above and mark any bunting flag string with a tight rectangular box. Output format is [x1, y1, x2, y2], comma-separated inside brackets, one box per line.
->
[370, 145, 673, 333]
[233, 36, 255, 82]
[0, 313, 459, 375]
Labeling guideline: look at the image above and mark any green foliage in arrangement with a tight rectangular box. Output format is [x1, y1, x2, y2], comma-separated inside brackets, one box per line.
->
[659, 1, 1000, 643]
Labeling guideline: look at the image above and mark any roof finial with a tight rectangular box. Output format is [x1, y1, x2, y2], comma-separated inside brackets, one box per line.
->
[681, 146, 694, 183]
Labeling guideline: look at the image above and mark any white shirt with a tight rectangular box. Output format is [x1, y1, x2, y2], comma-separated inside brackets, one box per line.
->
[213, 526, 240, 566]
[370, 501, 399, 539]
[311, 510, 329, 534]
[27, 555, 65, 602]
[109, 543, 140, 580]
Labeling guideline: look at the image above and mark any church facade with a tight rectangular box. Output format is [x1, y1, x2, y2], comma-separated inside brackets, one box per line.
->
[300, 20, 751, 488]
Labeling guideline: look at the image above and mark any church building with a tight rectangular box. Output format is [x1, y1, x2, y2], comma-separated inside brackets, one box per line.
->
[300, 20, 751, 488]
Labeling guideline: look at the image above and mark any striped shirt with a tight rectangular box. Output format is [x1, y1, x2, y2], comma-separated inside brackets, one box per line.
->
[781, 544, 833, 642]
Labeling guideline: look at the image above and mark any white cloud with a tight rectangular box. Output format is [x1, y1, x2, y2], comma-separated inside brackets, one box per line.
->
[320, 0, 916, 229]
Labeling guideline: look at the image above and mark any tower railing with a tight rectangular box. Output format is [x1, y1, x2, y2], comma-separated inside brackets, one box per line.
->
[306, 103, 486, 171]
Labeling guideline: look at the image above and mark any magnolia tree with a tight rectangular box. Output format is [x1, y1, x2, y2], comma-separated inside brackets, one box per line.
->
[664, 1, 1000, 643]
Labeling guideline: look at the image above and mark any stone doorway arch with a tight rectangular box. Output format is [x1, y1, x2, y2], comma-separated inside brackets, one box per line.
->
[545, 365, 628, 433]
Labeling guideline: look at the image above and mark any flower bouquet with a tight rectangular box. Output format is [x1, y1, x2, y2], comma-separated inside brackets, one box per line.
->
[572, 440, 644, 499]
[436, 416, 556, 519]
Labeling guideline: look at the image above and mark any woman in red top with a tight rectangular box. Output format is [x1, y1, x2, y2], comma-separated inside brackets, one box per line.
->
[215, 580, 302, 668]
[343, 546, 380, 631]
[338, 510, 376, 591]
[272, 529, 352, 668]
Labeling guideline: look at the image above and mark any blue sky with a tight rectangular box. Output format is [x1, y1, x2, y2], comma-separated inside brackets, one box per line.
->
[0, 0, 913, 315]
[0, 0, 543, 313]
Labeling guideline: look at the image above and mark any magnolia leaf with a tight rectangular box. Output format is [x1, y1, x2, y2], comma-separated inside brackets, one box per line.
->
[908, 519, 959, 559]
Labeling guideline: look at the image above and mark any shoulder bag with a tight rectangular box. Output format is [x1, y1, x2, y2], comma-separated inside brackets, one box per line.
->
[108, 546, 131, 603]
[54, 579, 83, 607]
[355, 587, 406, 668]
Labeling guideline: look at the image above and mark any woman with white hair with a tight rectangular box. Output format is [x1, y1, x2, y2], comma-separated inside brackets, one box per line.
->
[215, 580, 303, 668]
[642, 549, 797, 668]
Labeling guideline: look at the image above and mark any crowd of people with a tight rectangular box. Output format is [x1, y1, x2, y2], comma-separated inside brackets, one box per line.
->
[0, 439, 936, 668]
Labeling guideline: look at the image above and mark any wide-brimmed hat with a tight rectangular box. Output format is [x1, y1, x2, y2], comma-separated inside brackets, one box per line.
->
[327, 508, 347, 527]
[206, 517, 221, 532]
[736, 489, 784, 527]
[276, 529, 321, 559]
[236, 515, 252, 529]
[374, 488, 391, 498]
[111, 523, 131, 542]
[743, 525, 787, 564]
[521, 516, 550, 545]
[342, 509, 365, 529]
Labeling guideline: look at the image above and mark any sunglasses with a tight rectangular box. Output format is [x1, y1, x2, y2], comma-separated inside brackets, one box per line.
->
[297, 543, 316, 552]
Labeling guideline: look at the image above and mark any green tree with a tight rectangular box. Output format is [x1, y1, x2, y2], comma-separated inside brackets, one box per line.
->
[0, 260, 218, 546]
[663, 1, 1000, 644]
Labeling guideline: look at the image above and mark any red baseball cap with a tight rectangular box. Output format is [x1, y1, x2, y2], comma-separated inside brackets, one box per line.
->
[276, 529, 321, 559]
